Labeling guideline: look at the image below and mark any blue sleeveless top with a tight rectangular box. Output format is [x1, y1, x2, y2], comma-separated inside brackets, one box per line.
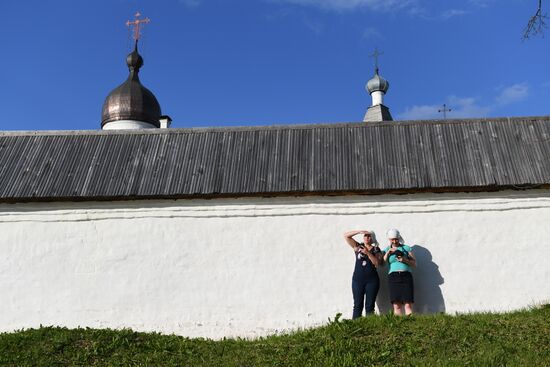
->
[352, 245, 380, 280]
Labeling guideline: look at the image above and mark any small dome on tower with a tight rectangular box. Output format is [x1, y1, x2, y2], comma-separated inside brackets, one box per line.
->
[366, 68, 389, 95]
[101, 44, 161, 129]
[126, 48, 144, 70]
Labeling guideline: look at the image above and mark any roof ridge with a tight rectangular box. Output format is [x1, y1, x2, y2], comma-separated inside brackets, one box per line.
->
[1, 115, 549, 137]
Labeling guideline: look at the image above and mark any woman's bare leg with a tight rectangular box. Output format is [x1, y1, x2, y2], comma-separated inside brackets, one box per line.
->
[404, 303, 413, 316]
[392, 303, 402, 316]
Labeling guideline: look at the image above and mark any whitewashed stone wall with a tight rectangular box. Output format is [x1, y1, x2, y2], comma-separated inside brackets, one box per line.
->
[1, 190, 549, 339]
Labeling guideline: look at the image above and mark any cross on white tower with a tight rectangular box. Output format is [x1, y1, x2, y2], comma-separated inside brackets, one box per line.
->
[369, 48, 384, 72]
[438, 104, 452, 119]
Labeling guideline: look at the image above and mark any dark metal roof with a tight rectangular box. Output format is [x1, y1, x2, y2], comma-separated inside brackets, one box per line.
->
[0, 116, 549, 203]
[101, 44, 161, 128]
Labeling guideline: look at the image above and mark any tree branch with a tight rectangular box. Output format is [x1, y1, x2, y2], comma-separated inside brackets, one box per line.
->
[524, 0, 547, 39]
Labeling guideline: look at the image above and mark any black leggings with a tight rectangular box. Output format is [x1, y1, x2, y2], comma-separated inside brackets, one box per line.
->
[352, 276, 380, 319]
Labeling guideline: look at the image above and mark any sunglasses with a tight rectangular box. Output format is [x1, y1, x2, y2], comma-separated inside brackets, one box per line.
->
[363, 234, 372, 237]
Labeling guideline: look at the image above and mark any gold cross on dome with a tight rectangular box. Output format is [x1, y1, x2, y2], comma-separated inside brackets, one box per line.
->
[126, 12, 150, 42]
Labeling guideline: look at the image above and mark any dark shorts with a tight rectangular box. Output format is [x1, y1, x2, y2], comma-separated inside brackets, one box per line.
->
[388, 271, 414, 304]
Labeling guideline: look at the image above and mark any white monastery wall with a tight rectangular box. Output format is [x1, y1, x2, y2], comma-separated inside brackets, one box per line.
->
[1, 190, 549, 339]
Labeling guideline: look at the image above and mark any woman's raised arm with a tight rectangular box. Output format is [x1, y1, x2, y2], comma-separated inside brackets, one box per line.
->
[343, 230, 364, 250]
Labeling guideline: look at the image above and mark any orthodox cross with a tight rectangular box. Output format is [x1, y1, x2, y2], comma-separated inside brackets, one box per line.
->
[126, 12, 150, 42]
[438, 104, 452, 119]
[369, 48, 384, 72]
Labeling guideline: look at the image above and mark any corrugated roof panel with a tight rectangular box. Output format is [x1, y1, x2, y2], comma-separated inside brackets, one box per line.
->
[3, 136, 41, 198]
[530, 121, 550, 183]
[33, 136, 67, 197]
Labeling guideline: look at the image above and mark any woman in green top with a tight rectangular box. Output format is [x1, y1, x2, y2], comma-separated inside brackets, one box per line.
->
[382, 228, 416, 316]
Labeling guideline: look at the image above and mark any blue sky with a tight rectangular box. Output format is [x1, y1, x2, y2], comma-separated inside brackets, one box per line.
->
[0, 0, 548, 130]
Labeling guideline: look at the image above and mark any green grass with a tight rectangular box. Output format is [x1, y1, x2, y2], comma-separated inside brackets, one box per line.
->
[1, 305, 550, 366]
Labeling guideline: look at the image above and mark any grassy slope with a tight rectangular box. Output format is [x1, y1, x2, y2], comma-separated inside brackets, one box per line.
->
[1, 305, 549, 367]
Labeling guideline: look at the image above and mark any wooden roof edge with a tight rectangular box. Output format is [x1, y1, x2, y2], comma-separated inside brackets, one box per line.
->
[1, 115, 549, 137]
[1, 183, 548, 205]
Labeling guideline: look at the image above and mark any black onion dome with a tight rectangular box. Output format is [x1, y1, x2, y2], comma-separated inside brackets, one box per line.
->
[101, 44, 161, 128]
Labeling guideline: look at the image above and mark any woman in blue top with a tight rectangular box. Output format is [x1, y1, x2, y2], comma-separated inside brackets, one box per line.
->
[382, 228, 416, 316]
[344, 229, 383, 318]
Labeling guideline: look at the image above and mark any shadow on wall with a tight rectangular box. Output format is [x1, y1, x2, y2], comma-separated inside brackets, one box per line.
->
[376, 245, 445, 314]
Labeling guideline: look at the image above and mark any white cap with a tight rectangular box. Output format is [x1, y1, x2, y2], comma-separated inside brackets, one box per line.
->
[387, 228, 400, 240]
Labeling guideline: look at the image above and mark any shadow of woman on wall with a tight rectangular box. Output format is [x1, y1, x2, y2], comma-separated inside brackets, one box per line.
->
[376, 244, 445, 314]
[412, 245, 445, 313]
